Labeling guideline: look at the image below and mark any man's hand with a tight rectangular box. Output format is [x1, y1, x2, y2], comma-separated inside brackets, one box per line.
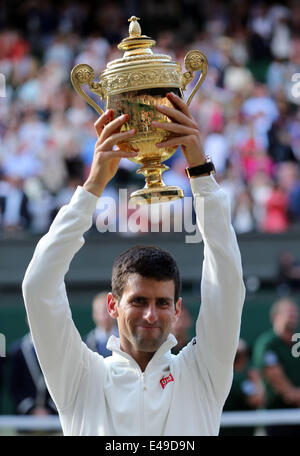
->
[284, 387, 300, 406]
[83, 109, 137, 197]
[151, 92, 206, 169]
[31, 406, 50, 416]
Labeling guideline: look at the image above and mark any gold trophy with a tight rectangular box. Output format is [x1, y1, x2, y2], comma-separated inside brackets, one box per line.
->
[71, 16, 207, 204]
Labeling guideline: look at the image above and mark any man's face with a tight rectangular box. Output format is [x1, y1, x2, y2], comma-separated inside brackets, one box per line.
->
[275, 302, 299, 332]
[108, 273, 181, 354]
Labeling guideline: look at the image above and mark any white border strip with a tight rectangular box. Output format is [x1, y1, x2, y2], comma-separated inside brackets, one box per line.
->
[0, 409, 300, 430]
[221, 409, 300, 427]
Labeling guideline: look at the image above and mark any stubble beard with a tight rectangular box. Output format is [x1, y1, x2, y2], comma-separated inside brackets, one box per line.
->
[132, 328, 166, 353]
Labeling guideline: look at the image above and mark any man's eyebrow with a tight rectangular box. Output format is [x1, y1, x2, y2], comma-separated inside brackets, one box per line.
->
[156, 297, 173, 302]
[129, 295, 173, 302]
[129, 295, 148, 300]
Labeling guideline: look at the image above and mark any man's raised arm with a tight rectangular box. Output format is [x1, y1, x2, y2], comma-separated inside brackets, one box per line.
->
[22, 110, 137, 411]
[155, 93, 246, 405]
[191, 175, 245, 404]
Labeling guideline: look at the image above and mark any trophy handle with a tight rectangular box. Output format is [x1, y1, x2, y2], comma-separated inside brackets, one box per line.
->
[70, 64, 104, 116]
[182, 50, 208, 106]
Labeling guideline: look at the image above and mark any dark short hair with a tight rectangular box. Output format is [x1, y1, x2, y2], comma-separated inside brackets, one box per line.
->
[111, 245, 181, 302]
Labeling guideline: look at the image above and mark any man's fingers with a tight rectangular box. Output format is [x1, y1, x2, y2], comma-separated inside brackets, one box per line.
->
[155, 103, 198, 128]
[94, 110, 114, 137]
[151, 121, 199, 136]
[97, 129, 136, 150]
[96, 149, 138, 160]
[166, 92, 194, 119]
[155, 135, 192, 148]
[100, 114, 130, 142]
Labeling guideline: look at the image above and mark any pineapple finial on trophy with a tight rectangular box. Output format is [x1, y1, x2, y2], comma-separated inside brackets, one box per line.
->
[128, 16, 141, 37]
[118, 16, 155, 54]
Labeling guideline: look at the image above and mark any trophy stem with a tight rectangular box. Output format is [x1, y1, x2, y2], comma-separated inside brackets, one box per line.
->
[130, 160, 184, 205]
[137, 161, 168, 189]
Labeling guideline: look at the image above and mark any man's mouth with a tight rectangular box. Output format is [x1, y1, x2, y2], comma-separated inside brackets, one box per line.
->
[139, 325, 160, 330]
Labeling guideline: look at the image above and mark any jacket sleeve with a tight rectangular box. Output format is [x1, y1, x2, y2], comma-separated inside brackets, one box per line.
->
[22, 186, 99, 412]
[184, 175, 246, 404]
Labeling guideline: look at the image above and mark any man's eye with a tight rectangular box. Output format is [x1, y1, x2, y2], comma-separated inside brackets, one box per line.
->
[132, 299, 144, 305]
[158, 301, 169, 307]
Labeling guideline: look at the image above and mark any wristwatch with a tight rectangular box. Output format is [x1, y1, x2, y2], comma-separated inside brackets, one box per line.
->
[185, 156, 216, 178]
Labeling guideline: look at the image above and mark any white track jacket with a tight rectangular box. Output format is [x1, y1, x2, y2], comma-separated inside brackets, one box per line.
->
[22, 175, 245, 436]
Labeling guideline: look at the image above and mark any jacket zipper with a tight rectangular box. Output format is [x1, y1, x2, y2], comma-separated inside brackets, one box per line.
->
[140, 372, 145, 435]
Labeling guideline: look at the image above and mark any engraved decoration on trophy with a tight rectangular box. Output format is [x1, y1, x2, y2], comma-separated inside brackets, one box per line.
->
[71, 16, 207, 204]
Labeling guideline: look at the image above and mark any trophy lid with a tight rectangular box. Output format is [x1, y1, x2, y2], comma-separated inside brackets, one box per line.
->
[117, 16, 156, 56]
[100, 16, 182, 96]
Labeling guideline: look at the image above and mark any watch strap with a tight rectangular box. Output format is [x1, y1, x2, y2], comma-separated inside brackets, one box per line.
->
[185, 161, 215, 178]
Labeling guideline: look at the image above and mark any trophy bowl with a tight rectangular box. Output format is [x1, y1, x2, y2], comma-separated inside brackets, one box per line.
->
[71, 16, 207, 204]
[107, 86, 183, 204]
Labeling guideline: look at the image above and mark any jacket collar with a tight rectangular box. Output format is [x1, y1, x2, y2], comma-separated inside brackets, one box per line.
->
[106, 333, 178, 370]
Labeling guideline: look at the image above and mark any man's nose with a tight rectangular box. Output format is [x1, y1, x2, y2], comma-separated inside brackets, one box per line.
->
[143, 303, 158, 324]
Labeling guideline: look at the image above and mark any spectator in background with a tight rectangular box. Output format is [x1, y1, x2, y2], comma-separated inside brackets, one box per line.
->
[288, 182, 300, 226]
[267, 35, 300, 106]
[242, 83, 279, 150]
[253, 297, 300, 436]
[84, 292, 118, 357]
[219, 162, 244, 217]
[277, 251, 300, 294]
[269, 6, 291, 61]
[247, 3, 272, 60]
[51, 156, 85, 220]
[276, 162, 299, 195]
[23, 177, 54, 234]
[274, 163, 300, 227]
[267, 108, 297, 165]
[66, 94, 94, 128]
[249, 170, 273, 230]
[223, 45, 254, 96]
[0, 176, 31, 232]
[9, 331, 57, 417]
[203, 114, 229, 177]
[219, 339, 265, 436]
[262, 182, 289, 233]
[232, 188, 256, 234]
[239, 136, 274, 184]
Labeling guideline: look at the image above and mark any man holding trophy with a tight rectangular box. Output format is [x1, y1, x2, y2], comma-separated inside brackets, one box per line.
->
[22, 17, 245, 436]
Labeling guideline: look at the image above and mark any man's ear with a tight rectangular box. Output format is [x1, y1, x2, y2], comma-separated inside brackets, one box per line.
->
[107, 292, 119, 319]
[174, 297, 182, 322]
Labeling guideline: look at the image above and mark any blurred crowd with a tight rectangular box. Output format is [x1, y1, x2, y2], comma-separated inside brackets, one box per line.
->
[0, 0, 300, 234]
